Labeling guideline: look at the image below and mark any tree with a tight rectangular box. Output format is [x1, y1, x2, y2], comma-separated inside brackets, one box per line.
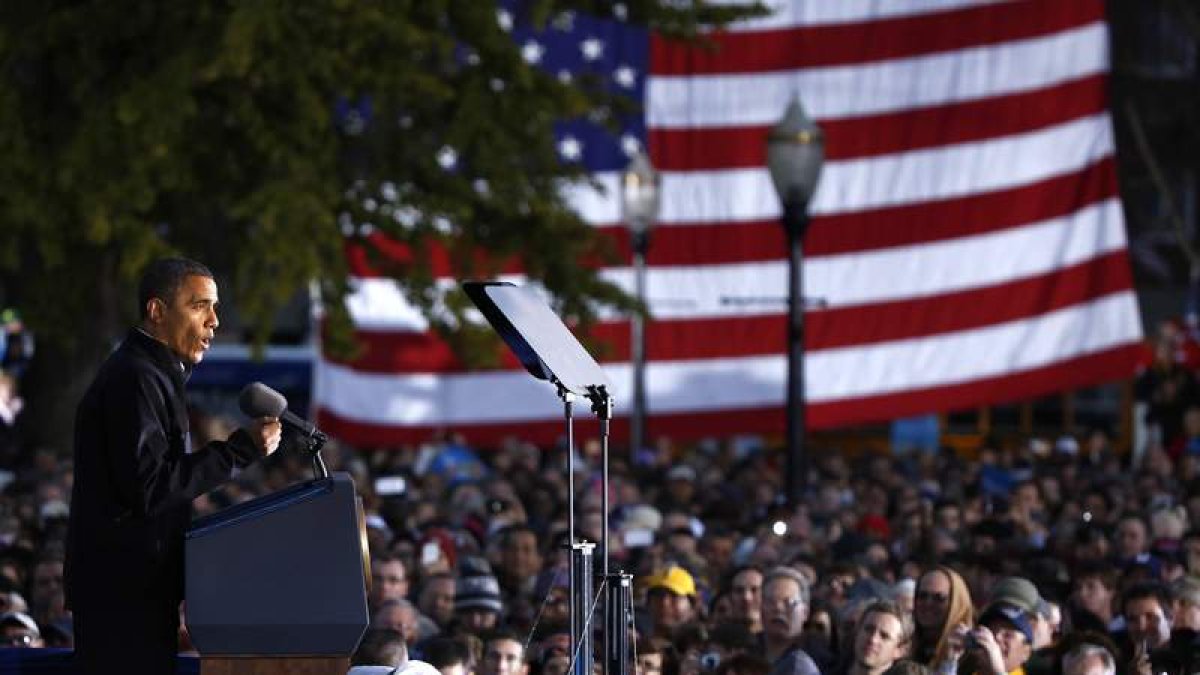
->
[0, 1, 762, 448]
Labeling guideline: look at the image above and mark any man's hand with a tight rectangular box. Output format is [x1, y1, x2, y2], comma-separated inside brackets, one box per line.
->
[247, 417, 282, 457]
[971, 626, 1006, 675]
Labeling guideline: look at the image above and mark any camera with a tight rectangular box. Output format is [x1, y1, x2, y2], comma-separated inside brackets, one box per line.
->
[699, 653, 721, 671]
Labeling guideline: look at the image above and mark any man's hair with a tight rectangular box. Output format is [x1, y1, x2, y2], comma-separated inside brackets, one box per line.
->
[1121, 580, 1172, 620]
[763, 566, 810, 606]
[1072, 560, 1118, 590]
[138, 257, 213, 318]
[484, 626, 527, 660]
[421, 636, 469, 670]
[858, 600, 916, 647]
[1062, 643, 1116, 675]
[497, 523, 539, 548]
[351, 627, 407, 667]
[724, 564, 764, 588]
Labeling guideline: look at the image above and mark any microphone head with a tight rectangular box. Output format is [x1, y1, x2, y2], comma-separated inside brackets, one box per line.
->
[238, 382, 287, 418]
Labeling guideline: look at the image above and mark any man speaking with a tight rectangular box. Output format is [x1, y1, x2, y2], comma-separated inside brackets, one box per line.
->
[65, 257, 281, 673]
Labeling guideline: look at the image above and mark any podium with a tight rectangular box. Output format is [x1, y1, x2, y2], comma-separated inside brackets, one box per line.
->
[184, 473, 371, 674]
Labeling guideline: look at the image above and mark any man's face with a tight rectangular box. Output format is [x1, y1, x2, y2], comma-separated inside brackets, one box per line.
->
[1125, 596, 1170, 649]
[637, 653, 664, 675]
[648, 588, 694, 631]
[419, 577, 456, 626]
[854, 610, 907, 672]
[375, 602, 419, 643]
[730, 569, 763, 624]
[373, 560, 409, 605]
[983, 619, 1033, 673]
[482, 638, 528, 675]
[1175, 599, 1200, 631]
[1074, 577, 1113, 619]
[1116, 519, 1148, 559]
[914, 571, 951, 630]
[762, 578, 807, 642]
[460, 607, 498, 632]
[501, 531, 542, 582]
[0, 624, 40, 648]
[31, 561, 64, 620]
[149, 274, 219, 365]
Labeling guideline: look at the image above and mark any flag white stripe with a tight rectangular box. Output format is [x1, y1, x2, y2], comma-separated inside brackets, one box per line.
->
[707, 0, 1015, 32]
[317, 290, 1141, 425]
[647, 22, 1106, 129]
[344, 198, 1125, 329]
[564, 114, 1113, 225]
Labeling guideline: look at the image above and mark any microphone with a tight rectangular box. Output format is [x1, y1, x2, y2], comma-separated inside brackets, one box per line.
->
[238, 382, 321, 439]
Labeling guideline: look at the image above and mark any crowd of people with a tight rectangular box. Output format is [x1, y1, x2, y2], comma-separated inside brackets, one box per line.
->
[0, 317, 1200, 675]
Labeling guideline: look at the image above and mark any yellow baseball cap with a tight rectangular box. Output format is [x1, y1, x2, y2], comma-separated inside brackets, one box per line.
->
[644, 566, 696, 597]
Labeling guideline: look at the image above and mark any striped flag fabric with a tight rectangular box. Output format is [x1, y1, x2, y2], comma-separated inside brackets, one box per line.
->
[315, 0, 1144, 447]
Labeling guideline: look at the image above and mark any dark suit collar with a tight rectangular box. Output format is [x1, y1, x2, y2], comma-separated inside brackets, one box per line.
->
[128, 327, 193, 384]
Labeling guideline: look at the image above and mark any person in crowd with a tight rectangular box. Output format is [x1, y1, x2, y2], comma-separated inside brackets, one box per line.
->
[986, 577, 1055, 675]
[645, 565, 701, 639]
[728, 565, 765, 636]
[911, 566, 974, 670]
[965, 601, 1037, 675]
[1060, 643, 1116, 675]
[65, 257, 281, 674]
[1115, 515, 1152, 565]
[418, 572, 457, 630]
[479, 627, 529, 675]
[349, 627, 408, 674]
[453, 561, 504, 634]
[761, 566, 820, 675]
[420, 636, 471, 675]
[844, 601, 913, 675]
[375, 598, 422, 645]
[1120, 581, 1173, 673]
[637, 637, 674, 675]
[1071, 562, 1120, 633]
[0, 611, 42, 648]
[372, 554, 412, 611]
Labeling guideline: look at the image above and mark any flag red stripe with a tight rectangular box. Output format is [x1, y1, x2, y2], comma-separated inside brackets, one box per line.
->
[330, 252, 1133, 373]
[316, 342, 1141, 446]
[611, 158, 1117, 266]
[649, 75, 1108, 170]
[650, 0, 1104, 76]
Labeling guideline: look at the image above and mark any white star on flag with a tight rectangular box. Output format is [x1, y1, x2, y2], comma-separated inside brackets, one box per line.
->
[581, 37, 604, 61]
[496, 9, 513, 32]
[614, 65, 637, 89]
[521, 40, 545, 64]
[558, 136, 583, 161]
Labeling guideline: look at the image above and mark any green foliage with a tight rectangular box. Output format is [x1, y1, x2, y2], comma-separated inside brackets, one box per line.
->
[0, 1, 764, 358]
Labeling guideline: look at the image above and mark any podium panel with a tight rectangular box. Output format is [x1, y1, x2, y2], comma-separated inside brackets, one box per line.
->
[185, 472, 370, 656]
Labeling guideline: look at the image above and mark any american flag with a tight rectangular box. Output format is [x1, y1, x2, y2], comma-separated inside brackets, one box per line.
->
[315, 0, 1144, 447]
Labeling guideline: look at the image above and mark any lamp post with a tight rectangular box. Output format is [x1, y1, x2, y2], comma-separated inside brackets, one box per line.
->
[621, 152, 661, 458]
[766, 97, 824, 506]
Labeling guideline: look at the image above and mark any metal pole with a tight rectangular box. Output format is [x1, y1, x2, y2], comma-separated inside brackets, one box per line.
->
[570, 542, 596, 675]
[783, 203, 809, 506]
[631, 235, 648, 458]
[604, 572, 632, 675]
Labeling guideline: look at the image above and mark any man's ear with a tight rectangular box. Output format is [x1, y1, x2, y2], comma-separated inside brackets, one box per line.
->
[146, 297, 164, 323]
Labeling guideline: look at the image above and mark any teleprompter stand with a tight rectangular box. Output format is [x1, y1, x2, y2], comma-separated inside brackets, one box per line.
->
[463, 281, 634, 675]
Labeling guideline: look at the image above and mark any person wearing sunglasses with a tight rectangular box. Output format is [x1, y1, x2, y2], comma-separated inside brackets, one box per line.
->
[911, 566, 975, 672]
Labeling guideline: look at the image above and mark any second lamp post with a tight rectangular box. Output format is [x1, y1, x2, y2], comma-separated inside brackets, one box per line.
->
[766, 97, 825, 507]
[621, 152, 661, 458]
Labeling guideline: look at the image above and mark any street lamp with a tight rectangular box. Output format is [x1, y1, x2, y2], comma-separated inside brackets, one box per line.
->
[766, 97, 824, 506]
[621, 151, 661, 458]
